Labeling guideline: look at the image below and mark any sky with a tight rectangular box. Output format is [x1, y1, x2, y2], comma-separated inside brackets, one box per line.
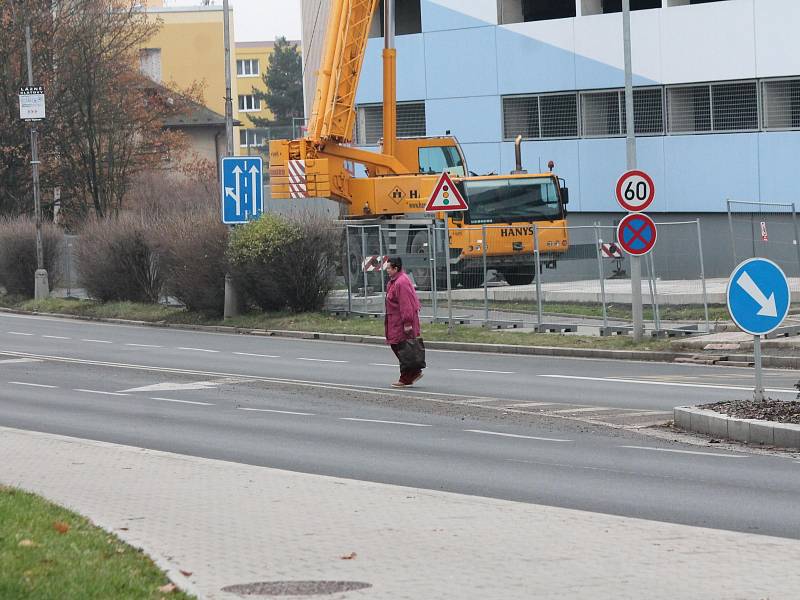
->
[165, 0, 302, 43]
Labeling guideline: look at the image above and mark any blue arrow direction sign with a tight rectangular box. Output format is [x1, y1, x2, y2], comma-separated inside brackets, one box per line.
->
[221, 156, 263, 224]
[726, 258, 791, 335]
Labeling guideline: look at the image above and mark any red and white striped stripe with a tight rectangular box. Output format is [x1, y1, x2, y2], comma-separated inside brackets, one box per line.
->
[600, 243, 622, 258]
[288, 160, 308, 198]
[362, 255, 389, 272]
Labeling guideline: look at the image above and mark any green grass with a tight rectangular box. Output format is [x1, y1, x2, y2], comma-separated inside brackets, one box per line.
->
[0, 485, 194, 600]
[0, 295, 675, 351]
[451, 299, 729, 322]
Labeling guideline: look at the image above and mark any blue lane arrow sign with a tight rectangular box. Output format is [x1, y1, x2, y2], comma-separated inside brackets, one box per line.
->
[221, 156, 263, 224]
[726, 258, 790, 336]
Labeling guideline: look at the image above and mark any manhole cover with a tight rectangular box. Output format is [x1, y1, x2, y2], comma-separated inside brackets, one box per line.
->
[221, 581, 372, 597]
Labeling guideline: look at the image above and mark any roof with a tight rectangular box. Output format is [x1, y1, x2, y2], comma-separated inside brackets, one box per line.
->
[141, 78, 241, 128]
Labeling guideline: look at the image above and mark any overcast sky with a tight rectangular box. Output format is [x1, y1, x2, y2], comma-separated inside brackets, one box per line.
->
[165, 0, 302, 42]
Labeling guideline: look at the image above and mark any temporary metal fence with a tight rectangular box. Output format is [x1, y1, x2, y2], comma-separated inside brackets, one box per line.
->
[336, 219, 712, 336]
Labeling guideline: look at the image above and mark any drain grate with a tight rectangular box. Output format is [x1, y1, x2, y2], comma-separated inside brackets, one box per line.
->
[221, 580, 372, 597]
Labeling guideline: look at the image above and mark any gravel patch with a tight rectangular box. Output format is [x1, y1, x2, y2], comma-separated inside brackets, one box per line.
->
[700, 399, 800, 424]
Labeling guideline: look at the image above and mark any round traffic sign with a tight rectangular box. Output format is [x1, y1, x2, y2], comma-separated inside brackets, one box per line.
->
[726, 258, 790, 336]
[616, 213, 657, 256]
[615, 169, 655, 212]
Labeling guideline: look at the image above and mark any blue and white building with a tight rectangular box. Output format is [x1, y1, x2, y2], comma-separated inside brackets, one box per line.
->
[301, 0, 800, 273]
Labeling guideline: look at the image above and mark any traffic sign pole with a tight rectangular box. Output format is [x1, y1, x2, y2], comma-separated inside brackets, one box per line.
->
[444, 218, 453, 333]
[753, 335, 764, 402]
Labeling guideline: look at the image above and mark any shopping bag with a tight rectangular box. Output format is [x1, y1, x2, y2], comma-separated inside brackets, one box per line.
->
[396, 337, 426, 371]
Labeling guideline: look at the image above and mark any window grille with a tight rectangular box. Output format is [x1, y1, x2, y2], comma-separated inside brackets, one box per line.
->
[540, 93, 579, 138]
[355, 102, 426, 145]
[711, 81, 758, 131]
[502, 96, 539, 139]
[762, 79, 800, 130]
[667, 85, 711, 133]
[581, 90, 622, 137]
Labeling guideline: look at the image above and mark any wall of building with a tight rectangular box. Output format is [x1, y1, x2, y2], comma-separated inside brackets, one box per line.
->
[302, 0, 800, 214]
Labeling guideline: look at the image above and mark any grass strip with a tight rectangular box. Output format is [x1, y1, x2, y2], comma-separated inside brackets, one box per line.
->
[0, 485, 193, 599]
[0, 296, 677, 352]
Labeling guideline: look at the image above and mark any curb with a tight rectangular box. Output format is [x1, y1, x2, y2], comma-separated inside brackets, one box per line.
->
[0, 306, 792, 366]
[673, 406, 800, 450]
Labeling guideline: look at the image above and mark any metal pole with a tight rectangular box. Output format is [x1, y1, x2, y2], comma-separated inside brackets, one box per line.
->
[24, 21, 48, 299]
[648, 251, 661, 331]
[727, 199, 738, 268]
[696, 219, 710, 333]
[753, 335, 764, 402]
[622, 0, 643, 341]
[444, 217, 454, 333]
[345, 226, 352, 315]
[534, 225, 543, 328]
[378, 225, 385, 307]
[361, 227, 368, 312]
[429, 224, 438, 320]
[791, 203, 800, 279]
[482, 224, 488, 325]
[222, 0, 238, 318]
[594, 224, 608, 330]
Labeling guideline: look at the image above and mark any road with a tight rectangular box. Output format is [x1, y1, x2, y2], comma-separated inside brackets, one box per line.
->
[1, 311, 799, 539]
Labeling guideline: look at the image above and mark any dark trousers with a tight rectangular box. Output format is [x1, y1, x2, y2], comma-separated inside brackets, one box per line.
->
[390, 342, 423, 384]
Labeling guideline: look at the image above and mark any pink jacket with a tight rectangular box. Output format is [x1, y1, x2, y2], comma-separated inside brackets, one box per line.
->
[384, 270, 421, 344]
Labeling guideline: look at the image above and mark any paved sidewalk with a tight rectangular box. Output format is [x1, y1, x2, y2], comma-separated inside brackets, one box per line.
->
[1, 426, 799, 600]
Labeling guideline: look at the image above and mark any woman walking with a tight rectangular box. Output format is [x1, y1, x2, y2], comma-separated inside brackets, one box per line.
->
[384, 256, 425, 387]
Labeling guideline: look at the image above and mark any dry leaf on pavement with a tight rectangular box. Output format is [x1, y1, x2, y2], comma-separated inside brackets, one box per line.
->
[179, 570, 193, 577]
[340, 552, 357, 560]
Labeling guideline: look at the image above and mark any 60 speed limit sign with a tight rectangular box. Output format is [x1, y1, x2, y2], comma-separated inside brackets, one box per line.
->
[615, 169, 655, 212]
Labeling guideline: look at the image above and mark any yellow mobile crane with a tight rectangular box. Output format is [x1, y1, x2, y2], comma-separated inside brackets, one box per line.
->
[269, 0, 570, 288]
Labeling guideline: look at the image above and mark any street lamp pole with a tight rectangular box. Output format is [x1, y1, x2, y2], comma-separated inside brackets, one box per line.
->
[622, 0, 643, 341]
[222, 0, 238, 318]
[23, 16, 48, 299]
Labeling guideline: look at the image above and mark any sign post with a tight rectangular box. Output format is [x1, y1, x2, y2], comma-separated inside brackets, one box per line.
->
[726, 258, 791, 401]
[616, 169, 656, 337]
[425, 172, 468, 333]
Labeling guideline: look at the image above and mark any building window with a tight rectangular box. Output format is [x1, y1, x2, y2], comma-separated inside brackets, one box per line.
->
[502, 93, 578, 140]
[581, 88, 664, 136]
[369, 0, 421, 38]
[667, 82, 757, 133]
[626, 87, 664, 135]
[581, 0, 661, 15]
[239, 128, 269, 148]
[498, 0, 576, 24]
[762, 79, 800, 131]
[354, 101, 426, 145]
[238, 94, 261, 112]
[237, 59, 259, 77]
[667, 1, 731, 6]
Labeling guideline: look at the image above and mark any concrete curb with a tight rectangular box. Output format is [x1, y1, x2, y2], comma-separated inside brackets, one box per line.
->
[674, 406, 800, 450]
[0, 305, 791, 366]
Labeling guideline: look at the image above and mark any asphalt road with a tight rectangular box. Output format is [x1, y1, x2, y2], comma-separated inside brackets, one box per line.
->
[2, 312, 799, 539]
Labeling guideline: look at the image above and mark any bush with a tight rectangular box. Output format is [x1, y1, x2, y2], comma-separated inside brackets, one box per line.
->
[0, 217, 63, 297]
[228, 213, 338, 312]
[154, 210, 229, 315]
[76, 215, 162, 303]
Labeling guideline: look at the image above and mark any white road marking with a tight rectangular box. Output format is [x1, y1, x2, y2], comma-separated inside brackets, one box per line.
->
[369, 363, 397, 367]
[540, 374, 796, 394]
[297, 358, 349, 363]
[151, 397, 214, 406]
[449, 368, 515, 374]
[0, 358, 42, 365]
[7, 332, 33, 336]
[550, 406, 616, 414]
[74, 389, 129, 397]
[119, 380, 241, 393]
[237, 407, 314, 416]
[9, 381, 57, 389]
[340, 417, 431, 427]
[126, 344, 162, 348]
[233, 352, 280, 358]
[615, 410, 673, 418]
[82, 339, 112, 344]
[619, 445, 748, 458]
[465, 429, 572, 442]
[42, 335, 70, 340]
[504, 402, 557, 408]
[176, 347, 219, 353]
